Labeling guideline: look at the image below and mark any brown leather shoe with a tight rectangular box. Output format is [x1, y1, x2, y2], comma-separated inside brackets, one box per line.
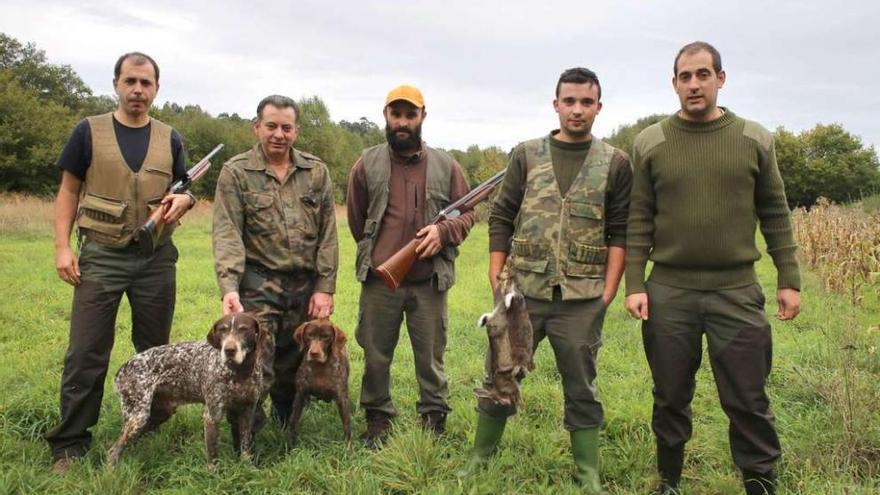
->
[420, 412, 447, 436]
[360, 410, 392, 450]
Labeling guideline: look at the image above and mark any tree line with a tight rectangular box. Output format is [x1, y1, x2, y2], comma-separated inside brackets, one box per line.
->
[2, 33, 878, 207]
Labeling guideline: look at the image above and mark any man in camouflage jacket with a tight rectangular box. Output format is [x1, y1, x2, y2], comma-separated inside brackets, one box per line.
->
[460, 69, 632, 493]
[213, 95, 338, 426]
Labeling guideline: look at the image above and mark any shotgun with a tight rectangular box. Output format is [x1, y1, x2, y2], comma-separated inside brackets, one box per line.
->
[134, 143, 224, 256]
[375, 168, 507, 289]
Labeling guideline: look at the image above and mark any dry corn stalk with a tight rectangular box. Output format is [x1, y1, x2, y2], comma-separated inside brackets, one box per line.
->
[792, 197, 880, 305]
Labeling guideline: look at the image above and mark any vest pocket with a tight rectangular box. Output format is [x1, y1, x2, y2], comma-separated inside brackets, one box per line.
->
[566, 242, 607, 278]
[512, 257, 549, 273]
[77, 193, 126, 236]
[568, 201, 605, 245]
[511, 238, 548, 259]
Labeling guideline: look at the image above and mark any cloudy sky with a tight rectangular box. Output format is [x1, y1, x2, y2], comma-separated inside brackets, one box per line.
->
[3, 0, 879, 152]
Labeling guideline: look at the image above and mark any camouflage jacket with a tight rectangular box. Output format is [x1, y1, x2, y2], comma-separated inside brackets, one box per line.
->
[509, 135, 620, 301]
[212, 144, 338, 297]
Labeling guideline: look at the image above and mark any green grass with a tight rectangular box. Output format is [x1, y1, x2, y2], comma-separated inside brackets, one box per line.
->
[1, 214, 878, 494]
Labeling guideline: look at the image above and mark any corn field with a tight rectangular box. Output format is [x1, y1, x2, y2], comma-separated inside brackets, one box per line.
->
[792, 197, 880, 305]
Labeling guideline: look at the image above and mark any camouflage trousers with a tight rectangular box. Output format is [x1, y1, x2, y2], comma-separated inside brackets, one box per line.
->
[642, 280, 780, 473]
[478, 287, 607, 430]
[239, 264, 315, 422]
[45, 239, 177, 460]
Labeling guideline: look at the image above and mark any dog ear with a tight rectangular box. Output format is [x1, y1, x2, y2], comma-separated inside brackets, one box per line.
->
[331, 324, 348, 359]
[293, 321, 309, 347]
[477, 313, 491, 327]
[207, 317, 225, 349]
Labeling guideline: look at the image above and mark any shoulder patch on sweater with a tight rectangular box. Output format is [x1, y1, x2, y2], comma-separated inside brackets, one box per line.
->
[633, 122, 666, 157]
[742, 119, 774, 152]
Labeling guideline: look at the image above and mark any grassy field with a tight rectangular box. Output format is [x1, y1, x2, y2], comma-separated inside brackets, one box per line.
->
[0, 199, 878, 494]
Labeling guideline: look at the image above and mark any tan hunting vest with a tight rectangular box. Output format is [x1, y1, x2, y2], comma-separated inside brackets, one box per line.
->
[510, 136, 614, 301]
[354, 143, 459, 291]
[76, 113, 174, 248]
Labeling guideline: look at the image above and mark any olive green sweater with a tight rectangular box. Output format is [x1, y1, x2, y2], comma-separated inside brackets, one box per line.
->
[625, 110, 801, 294]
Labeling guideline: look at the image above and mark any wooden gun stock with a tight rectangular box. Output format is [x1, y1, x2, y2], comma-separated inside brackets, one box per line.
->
[374, 168, 507, 290]
[374, 238, 421, 289]
[134, 202, 172, 256]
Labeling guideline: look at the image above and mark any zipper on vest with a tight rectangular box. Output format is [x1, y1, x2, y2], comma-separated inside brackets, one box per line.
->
[556, 197, 566, 285]
[131, 172, 138, 232]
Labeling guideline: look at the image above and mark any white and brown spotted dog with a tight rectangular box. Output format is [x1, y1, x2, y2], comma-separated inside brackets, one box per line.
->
[107, 313, 272, 468]
[288, 319, 353, 448]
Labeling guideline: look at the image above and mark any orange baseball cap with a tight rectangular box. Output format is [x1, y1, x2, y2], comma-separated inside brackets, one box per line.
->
[385, 85, 424, 108]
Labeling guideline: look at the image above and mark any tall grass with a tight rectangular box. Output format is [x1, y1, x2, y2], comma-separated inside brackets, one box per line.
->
[0, 197, 878, 494]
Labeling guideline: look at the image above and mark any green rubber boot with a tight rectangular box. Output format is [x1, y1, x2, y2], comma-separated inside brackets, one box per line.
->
[456, 414, 507, 478]
[571, 428, 607, 494]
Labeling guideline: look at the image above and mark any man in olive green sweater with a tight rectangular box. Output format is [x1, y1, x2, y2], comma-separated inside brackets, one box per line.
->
[624, 42, 801, 495]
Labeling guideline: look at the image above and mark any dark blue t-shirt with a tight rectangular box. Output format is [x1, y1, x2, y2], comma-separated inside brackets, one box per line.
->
[57, 116, 187, 181]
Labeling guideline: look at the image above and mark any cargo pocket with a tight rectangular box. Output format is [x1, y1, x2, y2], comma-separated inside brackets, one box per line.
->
[77, 193, 126, 239]
[568, 201, 605, 246]
[243, 192, 275, 234]
[511, 257, 550, 274]
[566, 242, 607, 278]
[510, 238, 548, 259]
[293, 195, 320, 261]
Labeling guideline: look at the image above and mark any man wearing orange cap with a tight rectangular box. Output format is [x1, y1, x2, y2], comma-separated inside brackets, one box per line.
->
[347, 85, 474, 448]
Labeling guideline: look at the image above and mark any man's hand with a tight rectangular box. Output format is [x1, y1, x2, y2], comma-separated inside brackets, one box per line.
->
[415, 224, 442, 259]
[625, 293, 649, 320]
[309, 292, 334, 319]
[222, 292, 244, 315]
[55, 245, 81, 286]
[488, 251, 508, 294]
[776, 288, 801, 321]
[161, 193, 195, 224]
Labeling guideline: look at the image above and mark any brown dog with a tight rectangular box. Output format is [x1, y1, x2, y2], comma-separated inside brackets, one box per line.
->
[288, 319, 353, 447]
[108, 313, 271, 468]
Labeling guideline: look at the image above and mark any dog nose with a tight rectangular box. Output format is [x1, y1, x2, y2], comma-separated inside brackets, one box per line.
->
[224, 346, 236, 357]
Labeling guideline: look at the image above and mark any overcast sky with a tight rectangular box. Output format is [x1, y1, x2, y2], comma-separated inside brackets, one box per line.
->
[3, 0, 879, 152]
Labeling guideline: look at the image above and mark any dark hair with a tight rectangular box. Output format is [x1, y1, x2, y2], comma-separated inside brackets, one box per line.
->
[256, 95, 300, 123]
[674, 41, 722, 75]
[555, 67, 602, 100]
[114, 52, 160, 82]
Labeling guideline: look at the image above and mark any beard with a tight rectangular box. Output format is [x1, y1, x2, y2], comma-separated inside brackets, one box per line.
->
[385, 123, 422, 152]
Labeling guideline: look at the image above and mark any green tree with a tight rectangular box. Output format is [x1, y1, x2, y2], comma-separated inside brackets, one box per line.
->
[604, 113, 667, 155]
[153, 102, 254, 198]
[340, 117, 384, 146]
[0, 71, 76, 194]
[775, 124, 880, 207]
[297, 96, 366, 201]
[0, 33, 94, 112]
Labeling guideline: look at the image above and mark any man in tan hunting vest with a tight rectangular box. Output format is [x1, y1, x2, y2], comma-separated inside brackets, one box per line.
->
[47, 52, 195, 474]
[460, 68, 632, 493]
[346, 85, 474, 449]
